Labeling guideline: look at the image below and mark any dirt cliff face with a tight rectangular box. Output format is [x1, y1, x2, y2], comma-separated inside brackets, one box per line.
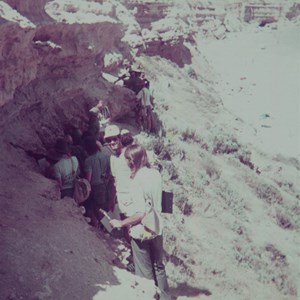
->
[3, 0, 53, 24]
[0, 4, 137, 299]
[0, 19, 136, 156]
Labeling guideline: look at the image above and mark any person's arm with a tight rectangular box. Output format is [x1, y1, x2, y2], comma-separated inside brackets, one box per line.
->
[84, 158, 92, 182]
[53, 163, 62, 188]
[110, 212, 145, 228]
[96, 140, 102, 150]
[55, 176, 62, 188]
[73, 157, 80, 177]
[85, 171, 92, 182]
[111, 177, 146, 227]
[136, 89, 143, 102]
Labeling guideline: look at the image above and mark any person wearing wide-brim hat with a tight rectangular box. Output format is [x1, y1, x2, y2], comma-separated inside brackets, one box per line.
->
[53, 138, 79, 198]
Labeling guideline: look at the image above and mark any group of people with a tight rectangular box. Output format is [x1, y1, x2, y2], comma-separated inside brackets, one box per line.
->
[38, 108, 171, 299]
[118, 67, 155, 133]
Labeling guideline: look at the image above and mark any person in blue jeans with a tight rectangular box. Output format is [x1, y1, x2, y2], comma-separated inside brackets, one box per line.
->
[110, 144, 171, 300]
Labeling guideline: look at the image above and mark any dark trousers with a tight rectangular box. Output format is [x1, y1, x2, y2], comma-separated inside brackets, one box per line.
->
[61, 188, 74, 198]
[131, 235, 171, 300]
[84, 183, 108, 226]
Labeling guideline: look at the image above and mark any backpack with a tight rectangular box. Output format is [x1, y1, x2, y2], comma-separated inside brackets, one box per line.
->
[73, 178, 91, 204]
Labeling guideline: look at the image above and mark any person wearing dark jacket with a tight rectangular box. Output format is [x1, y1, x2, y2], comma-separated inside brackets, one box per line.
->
[83, 136, 111, 227]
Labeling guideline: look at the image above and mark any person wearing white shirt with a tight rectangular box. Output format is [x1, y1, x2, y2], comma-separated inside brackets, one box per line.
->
[110, 144, 171, 300]
[136, 80, 154, 133]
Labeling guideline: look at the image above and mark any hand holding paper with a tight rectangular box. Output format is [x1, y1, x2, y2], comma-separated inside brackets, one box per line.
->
[110, 219, 122, 228]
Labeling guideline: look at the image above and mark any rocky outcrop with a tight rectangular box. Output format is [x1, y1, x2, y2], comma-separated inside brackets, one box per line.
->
[122, 1, 170, 29]
[0, 5, 137, 298]
[3, 0, 53, 24]
[0, 17, 136, 155]
[137, 36, 192, 68]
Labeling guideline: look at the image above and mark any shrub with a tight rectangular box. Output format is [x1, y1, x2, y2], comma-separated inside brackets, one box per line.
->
[212, 133, 240, 155]
[254, 183, 283, 204]
[152, 138, 171, 159]
[204, 160, 221, 180]
[181, 128, 202, 144]
[176, 196, 193, 216]
[237, 149, 254, 170]
[164, 162, 179, 181]
[276, 212, 294, 230]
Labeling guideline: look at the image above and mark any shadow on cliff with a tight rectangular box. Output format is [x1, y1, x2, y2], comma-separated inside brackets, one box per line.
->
[0, 140, 132, 299]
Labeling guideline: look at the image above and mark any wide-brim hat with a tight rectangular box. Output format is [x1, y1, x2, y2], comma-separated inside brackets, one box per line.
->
[120, 129, 130, 135]
[104, 125, 120, 140]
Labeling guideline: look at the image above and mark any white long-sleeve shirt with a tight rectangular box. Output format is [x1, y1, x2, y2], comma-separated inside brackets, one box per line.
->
[128, 167, 163, 239]
[137, 87, 152, 107]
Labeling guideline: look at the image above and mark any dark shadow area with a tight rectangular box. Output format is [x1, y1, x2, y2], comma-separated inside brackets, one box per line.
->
[170, 282, 212, 299]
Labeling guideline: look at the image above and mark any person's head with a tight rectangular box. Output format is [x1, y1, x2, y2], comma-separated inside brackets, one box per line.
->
[71, 128, 82, 146]
[120, 129, 134, 147]
[104, 125, 122, 154]
[97, 100, 104, 108]
[124, 144, 149, 178]
[83, 136, 99, 156]
[65, 134, 73, 145]
[54, 138, 70, 157]
[46, 148, 61, 164]
[130, 70, 142, 78]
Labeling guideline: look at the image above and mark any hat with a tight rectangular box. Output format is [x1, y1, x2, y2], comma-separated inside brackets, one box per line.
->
[104, 125, 120, 140]
[120, 129, 130, 135]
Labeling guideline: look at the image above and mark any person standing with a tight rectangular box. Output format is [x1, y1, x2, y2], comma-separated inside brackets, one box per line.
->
[104, 126, 133, 237]
[136, 79, 154, 133]
[88, 100, 111, 144]
[53, 138, 79, 198]
[110, 144, 171, 300]
[83, 136, 111, 227]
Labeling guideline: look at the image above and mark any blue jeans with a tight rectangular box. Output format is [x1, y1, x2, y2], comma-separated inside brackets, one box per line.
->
[131, 235, 171, 300]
